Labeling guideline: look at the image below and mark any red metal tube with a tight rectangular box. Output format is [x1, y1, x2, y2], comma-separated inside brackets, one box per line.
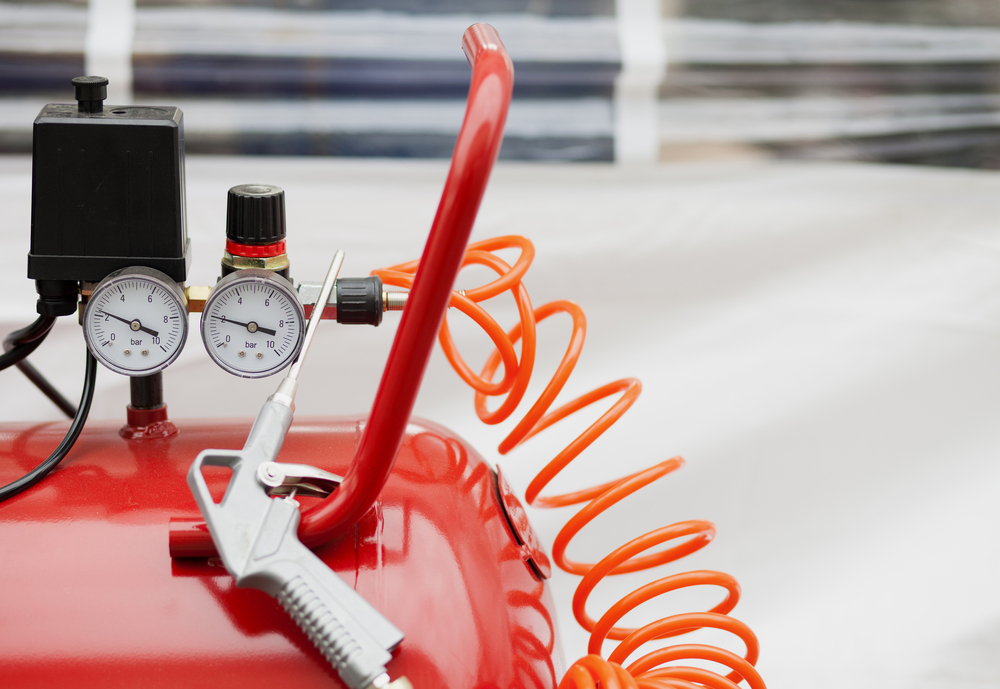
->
[299, 24, 513, 546]
[169, 24, 513, 557]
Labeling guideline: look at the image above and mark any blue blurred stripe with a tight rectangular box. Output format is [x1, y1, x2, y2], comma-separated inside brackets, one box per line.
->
[132, 56, 618, 98]
[7, 3, 1000, 166]
[0, 3, 617, 159]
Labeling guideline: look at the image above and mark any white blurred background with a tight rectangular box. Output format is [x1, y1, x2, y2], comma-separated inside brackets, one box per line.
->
[3, 1, 1000, 687]
[3, 153, 1000, 688]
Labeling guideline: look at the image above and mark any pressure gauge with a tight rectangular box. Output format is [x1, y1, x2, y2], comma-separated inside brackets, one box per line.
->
[200, 269, 305, 378]
[83, 266, 188, 376]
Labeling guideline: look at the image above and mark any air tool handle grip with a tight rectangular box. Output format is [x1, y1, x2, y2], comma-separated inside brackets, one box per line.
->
[238, 498, 403, 689]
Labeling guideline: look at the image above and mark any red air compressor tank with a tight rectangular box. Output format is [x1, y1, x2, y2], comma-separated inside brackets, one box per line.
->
[0, 416, 561, 688]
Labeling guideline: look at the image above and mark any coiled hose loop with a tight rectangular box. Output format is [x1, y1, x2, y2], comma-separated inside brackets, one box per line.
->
[375, 235, 765, 689]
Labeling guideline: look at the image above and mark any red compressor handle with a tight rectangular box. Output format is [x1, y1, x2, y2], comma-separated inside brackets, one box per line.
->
[170, 23, 514, 557]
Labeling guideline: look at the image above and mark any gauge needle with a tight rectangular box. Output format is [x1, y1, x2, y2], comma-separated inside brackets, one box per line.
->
[98, 311, 159, 337]
[211, 315, 277, 336]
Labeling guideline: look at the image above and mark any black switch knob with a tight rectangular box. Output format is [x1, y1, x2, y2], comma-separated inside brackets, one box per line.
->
[72, 76, 108, 113]
[226, 184, 286, 246]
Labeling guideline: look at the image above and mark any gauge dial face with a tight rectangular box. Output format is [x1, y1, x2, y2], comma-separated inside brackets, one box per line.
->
[83, 268, 188, 376]
[201, 270, 304, 378]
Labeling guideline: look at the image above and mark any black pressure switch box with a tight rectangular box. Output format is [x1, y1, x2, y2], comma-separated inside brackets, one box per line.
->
[28, 80, 190, 284]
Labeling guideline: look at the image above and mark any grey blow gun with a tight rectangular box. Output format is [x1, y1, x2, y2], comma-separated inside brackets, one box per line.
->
[187, 251, 411, 689]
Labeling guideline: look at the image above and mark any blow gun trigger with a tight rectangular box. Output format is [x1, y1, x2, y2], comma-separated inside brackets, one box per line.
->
[257, 461, 342, 498]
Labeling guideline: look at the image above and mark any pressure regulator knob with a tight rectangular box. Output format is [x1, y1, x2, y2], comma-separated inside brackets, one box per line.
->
[222, 184, 289, 278]
[226, 184, 286, 245]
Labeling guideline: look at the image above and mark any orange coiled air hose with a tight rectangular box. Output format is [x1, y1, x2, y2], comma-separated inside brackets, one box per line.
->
[375, 235, 766, 689]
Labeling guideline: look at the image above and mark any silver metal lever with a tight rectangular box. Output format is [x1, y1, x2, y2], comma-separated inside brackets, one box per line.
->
[257, 461, 342, 498]
[186, 251, 409, 689]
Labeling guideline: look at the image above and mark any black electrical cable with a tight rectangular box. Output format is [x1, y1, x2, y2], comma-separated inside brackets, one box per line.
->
[1, 315, 77, 418]
[0, 350, 97, 502]
[0, 315, 55, 372]
[15, 360, 77, 418]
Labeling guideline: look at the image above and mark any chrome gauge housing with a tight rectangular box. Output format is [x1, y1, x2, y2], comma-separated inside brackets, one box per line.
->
[200, 269, 305, 378]
[82, 266, 188, 377]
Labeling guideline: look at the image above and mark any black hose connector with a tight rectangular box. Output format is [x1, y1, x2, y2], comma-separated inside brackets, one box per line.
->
[336, 276, 383, 326]
[35, 279, 78, 317]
